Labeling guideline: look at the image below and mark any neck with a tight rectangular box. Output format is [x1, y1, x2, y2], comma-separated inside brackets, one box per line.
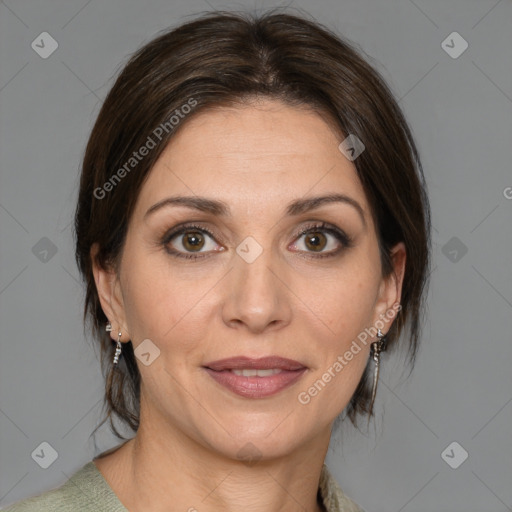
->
[95, 401, 333, 512]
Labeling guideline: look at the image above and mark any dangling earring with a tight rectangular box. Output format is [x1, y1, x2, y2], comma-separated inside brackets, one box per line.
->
[369, 329, 387, 416]
[113, 331, 123, 368]
[106, 322, 122, 368]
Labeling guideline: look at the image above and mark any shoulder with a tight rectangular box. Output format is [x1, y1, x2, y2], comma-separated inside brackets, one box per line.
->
[319, 463, 366, 512]
[1, 461, 126, 512]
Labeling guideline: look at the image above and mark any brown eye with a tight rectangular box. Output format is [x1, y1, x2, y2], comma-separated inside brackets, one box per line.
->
[182, 231, 205, 252]
[290, 223, 353, 259]
[162, 225, 223, 259]
[304, 232, 327, 252]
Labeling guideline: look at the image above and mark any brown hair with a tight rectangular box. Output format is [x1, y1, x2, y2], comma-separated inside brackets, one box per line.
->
[74, 8, 431, 440]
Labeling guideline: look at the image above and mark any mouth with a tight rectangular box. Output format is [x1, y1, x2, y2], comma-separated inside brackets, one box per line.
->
[202, 356, 307, 398]
[203, 355, 306, 372]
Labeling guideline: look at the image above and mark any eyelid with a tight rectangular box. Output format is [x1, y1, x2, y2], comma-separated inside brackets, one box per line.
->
[162, 222, 222, 244]
[294, 221, 350, 241]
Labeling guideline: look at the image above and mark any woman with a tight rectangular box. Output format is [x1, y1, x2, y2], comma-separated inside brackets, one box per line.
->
[4, 8, 430, 512]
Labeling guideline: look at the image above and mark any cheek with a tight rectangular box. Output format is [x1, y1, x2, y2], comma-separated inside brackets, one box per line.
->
[295, 273, 376, 417]
[294, 256, 381, 343]
[333, 277, 378, 337]
[119, 250, 216, 349]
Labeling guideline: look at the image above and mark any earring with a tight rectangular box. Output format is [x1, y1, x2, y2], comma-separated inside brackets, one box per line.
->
[112, 331, 123, 368]
[106, 321, 112, 332]
[369, 329, 387, 416]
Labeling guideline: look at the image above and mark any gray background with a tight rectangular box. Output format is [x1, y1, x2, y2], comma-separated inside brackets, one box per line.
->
[1, 0, 511, 511]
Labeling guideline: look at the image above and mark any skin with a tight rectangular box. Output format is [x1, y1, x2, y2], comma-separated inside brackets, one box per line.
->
[91, 98, 406, 512]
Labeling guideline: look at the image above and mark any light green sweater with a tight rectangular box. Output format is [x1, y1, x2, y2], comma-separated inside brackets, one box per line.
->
[2, 461, 364, 511]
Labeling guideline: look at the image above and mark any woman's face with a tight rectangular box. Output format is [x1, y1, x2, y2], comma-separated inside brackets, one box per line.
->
[94, 98, 405, 460]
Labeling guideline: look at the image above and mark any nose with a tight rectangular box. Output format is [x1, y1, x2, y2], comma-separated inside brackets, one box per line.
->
[221, 242, 292, 334]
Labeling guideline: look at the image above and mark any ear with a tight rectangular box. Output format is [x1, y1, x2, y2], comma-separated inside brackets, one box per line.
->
[372, 241, 406, 332]
[90, 243, 130, 342]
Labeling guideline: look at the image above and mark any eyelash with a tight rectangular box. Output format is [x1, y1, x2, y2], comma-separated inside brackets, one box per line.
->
[161, 222, 354, 260]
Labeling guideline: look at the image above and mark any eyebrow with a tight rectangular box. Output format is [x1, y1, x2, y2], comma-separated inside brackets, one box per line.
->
[144, 193, 366, 227]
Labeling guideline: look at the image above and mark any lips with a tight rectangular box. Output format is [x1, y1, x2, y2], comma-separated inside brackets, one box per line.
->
[203, 356, 306, 372]
[202, 356, 307, 398]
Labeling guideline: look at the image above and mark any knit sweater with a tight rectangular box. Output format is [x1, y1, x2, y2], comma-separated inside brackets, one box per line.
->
[2, 461, 365, 511]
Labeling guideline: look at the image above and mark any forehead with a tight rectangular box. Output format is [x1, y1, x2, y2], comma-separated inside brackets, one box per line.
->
[134, 99, 370, 222]
[166, 99, 345, 162]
